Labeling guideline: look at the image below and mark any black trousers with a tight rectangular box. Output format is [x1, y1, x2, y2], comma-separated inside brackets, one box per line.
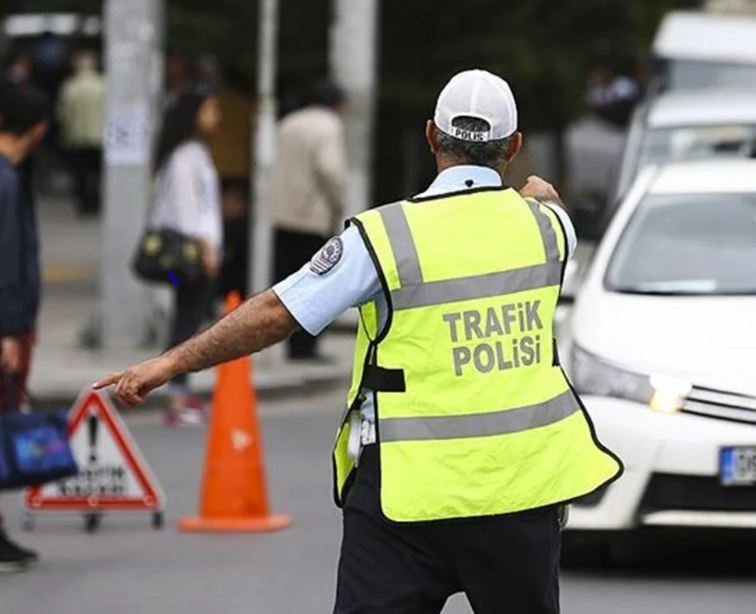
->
[167, 276, 214, 389]
[273, 228, 327, 358]
[68, 147, 102, 215]
[334, 446, 562, 614]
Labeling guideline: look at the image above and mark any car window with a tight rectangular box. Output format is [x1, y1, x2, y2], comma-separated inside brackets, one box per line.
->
[639, 125, 756, 169]
[606, 193, 756, 295]
[667, 60, 756, 89]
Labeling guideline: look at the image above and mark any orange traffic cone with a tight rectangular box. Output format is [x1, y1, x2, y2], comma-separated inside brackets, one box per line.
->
[179, 292, 291, 533]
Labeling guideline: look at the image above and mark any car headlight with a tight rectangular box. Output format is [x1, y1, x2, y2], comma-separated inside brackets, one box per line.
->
[570, 344, 653, 403]
[648, 374, 692, 414]
[569, 345, 691, 413]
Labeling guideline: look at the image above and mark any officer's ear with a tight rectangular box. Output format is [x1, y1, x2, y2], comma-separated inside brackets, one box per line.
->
[505, 132, 523, 163]
[426, 120, 440, 155]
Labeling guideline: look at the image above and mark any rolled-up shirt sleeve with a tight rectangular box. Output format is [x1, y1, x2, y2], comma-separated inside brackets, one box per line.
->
[272, 225, 381, 335]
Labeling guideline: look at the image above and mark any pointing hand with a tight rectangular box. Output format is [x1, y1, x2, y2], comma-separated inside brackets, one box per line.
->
[93, 356, 175, 408]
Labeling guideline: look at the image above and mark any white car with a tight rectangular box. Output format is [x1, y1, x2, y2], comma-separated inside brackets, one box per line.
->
[652, 10, 756, 90]
[566, 159, 756, 538]
[615, 89, 756, 199]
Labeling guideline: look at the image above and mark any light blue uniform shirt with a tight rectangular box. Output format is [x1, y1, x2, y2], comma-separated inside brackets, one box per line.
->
[272, 166, 577, 422]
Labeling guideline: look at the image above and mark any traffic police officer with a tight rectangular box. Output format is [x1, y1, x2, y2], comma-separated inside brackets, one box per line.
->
[97, 69, 623, 614]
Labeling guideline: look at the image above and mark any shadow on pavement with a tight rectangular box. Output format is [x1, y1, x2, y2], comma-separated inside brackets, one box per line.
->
[563, 528, 756, 578]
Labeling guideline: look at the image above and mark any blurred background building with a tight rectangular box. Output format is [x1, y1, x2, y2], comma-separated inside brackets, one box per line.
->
[1, 0, 712, 222]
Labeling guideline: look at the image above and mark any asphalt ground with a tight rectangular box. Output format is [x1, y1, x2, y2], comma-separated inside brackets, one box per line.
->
[2, 387, 756, 613]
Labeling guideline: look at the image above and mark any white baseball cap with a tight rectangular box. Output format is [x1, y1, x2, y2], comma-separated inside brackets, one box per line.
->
[433, 69, 518, 142]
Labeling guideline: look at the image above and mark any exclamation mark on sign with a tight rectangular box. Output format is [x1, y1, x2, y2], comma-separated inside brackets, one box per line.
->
[88, 413, 99, 465]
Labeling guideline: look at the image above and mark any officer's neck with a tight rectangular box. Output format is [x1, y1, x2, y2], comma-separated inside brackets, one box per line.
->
[435, 157, 507, 183]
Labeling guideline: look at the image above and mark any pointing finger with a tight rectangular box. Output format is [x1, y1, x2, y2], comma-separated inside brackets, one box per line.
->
[93, 372, 123, 390]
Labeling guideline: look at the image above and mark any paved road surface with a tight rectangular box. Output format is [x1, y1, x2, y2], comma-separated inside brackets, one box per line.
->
[2, 387, 756, 613]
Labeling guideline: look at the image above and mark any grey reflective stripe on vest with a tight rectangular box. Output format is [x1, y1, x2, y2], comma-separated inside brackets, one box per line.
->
[378, 197, 564, 311]
[379, 391, 578, 442]
[379, 202, 423, 286]
[392, 264, 561, 310]
[524, 198, 560, 263]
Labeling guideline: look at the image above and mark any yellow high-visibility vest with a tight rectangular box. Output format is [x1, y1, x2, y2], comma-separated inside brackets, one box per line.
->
[332, 186, 622, 522]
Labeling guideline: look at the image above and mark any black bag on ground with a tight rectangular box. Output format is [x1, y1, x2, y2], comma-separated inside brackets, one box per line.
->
[132, 228, 204, 285]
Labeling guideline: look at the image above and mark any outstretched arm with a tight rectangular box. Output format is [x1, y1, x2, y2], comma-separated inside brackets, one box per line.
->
[94, 289, 298, 407]
[165, 289, 296, 374]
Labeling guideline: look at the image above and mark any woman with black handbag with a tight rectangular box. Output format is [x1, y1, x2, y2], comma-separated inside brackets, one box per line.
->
[142, 90, 223, 426]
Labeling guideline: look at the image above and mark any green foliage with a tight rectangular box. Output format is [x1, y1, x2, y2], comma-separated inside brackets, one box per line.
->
[9, 0, 698, 121]
[379, 0, 699, 131]
[165, 0, 258, 90]
[373, 0, 699, 199]
[6, 0, 100, 12]
[165, 0, 331, 95]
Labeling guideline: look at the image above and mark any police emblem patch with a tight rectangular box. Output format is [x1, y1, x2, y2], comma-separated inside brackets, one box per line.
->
[310, 237, 344, 275]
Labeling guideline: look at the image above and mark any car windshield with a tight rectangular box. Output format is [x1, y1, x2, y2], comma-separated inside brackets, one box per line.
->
[667, 59, 756, 89]
[606, 193, 756, 295]
[639, 124, 756, 169]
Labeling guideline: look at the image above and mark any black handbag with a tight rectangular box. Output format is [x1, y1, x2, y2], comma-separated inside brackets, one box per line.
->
[0, 377, 78, 491]
[132, 228, 205, 285]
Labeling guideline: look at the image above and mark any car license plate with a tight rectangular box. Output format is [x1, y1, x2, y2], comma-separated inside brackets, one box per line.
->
[720, 447, 756, 486]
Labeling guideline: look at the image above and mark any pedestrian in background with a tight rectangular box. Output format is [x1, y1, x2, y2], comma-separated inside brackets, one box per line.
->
[206, 67, 254, 299]
[96, 70, 622, 612]
[148, 91, 223, 426]
[0, 82, 49, 572]
[1, 48, 33, 87]
[271, 80, 347, 360]
[58, 50, 105, 216]
[586, 63, 640, 127]
[216, 186, 249, 300]
[30, 31, 66, 160]
[163, 52, 191, 111]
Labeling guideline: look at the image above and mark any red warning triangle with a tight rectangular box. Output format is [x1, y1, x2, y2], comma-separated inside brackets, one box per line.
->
[25, 389, 165, 512]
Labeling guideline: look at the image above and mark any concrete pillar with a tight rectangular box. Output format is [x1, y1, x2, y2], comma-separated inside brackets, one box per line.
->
[249, 0, 279, 294]
[100, 0, 163, 347]
[330, 0, 379, 218]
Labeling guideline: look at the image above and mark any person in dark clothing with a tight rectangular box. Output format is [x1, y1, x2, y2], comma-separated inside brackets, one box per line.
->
[0, 82, 48, 572]
[217, 184, 249, 300]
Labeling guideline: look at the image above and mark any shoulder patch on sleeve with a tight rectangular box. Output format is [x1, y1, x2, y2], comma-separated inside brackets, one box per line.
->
[309, 236, 344, 275]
